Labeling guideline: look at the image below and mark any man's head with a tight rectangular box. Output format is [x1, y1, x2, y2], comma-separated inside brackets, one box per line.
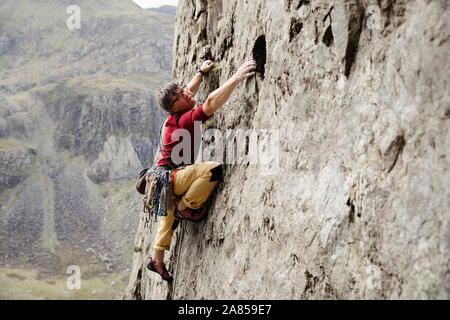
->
[155, 82, 196, 114]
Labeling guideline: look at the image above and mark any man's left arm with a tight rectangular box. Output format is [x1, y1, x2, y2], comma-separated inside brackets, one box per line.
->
[187, 60, 214, 96]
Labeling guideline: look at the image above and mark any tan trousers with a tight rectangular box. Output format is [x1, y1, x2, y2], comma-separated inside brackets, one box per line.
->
[154, 161, 221, 251]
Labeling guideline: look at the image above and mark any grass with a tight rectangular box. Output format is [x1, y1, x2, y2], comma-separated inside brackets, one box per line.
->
[212, 62, 221, 73]
[0, 137, 35, 152]
[65, 74, 149, 93]
[204, 118, 215, 129]
[1, 91, 34, 115]
[0, 266, 129, 300]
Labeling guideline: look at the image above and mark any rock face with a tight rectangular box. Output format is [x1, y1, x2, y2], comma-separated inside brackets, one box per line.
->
[0, 0, 174, 277]
[124, 0, 449, 299]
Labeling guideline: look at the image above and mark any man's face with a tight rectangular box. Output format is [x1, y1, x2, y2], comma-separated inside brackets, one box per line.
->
[171, 85, 196, 113]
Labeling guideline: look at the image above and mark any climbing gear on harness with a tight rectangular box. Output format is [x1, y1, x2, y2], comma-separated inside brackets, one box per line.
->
[142, 166, 175, 221]
[138, 114, 183, 221]
[147, 256, 173, 282]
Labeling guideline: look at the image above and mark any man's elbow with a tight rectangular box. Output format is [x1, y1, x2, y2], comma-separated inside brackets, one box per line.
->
[203, 97, 215, 117]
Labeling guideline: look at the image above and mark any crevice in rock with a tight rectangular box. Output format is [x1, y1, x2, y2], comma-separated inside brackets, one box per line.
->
[286, 0, 309, 11]
[197, 27, 207, 44]
[323, 6, 334, 23]
[314, 20, 319, 45]
[343, 2, 364, 77]
[322, 25, 334, 47]
[196, 9, 206, 20]
[252, 35, 266, 78]
[166, 282, 173, 300]
[444, 107, 450, 119]
[303, 270, 320, 296]
[186, 36, 191, 53]
[219, 11, 235, 60]
[346, 197, 355, 224]
[133, 268, 142, 300]
[289, 18, 303, 42]
[385, 135, 406, 174]
[322, 6, 334, 47]
[220, 36, 233, 60]
[194, 0, 207, 20]
[381, 0, 408, 33]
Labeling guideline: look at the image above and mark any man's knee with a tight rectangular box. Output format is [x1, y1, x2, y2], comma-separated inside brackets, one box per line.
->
[209, 163, 223, 182]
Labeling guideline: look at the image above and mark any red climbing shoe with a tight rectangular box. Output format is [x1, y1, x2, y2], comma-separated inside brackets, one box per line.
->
[174, 205, 208, 222]
[147, 257, 173, 282]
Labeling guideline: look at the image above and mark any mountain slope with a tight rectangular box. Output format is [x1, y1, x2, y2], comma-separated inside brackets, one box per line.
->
[147, 5, 177, 16]
[0, 0, 175, 297]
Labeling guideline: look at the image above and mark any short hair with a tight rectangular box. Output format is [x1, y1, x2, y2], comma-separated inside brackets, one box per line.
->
[155, 82, 181, 113]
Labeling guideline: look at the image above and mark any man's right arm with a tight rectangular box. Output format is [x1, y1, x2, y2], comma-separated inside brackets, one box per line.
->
[202, 60, 257, 117]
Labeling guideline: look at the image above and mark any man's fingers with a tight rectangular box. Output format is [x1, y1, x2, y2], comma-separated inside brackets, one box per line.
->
[244, 61, 256, 69]
[203, 60, 214, 67]
[239, 61, 256, 73]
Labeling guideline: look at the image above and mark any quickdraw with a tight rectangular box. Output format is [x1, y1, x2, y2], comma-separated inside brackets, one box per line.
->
[142, 167, 174, 222]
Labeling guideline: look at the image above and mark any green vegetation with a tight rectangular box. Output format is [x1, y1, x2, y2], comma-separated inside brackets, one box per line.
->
[0, 138, 31, 152]
[204, 118, 215, 129]
[0, 267, 129, 300]
[212, 62, 221, 73]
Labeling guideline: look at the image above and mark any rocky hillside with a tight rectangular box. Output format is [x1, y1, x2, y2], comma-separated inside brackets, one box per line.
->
[147, 5, 177, 16]
[0, 0, 174, 293]
[124, 0, 449, 299]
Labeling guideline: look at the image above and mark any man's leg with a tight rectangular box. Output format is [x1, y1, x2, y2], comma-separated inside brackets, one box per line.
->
[173, 161, 222, 210]
[152, 162, 222, 266]
[151, 205, 177, 280]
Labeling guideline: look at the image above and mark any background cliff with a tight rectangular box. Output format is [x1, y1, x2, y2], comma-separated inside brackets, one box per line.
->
[0, 0, 175, 299]
[124, 0, 449, 299]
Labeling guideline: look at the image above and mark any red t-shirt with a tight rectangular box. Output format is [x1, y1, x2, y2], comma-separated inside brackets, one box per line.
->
[156, 104, 211, 168]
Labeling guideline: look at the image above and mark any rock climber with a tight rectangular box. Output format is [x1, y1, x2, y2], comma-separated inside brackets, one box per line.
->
[146, 59, 257, 281]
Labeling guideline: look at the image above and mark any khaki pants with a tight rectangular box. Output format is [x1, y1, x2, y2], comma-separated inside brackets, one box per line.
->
[154, 161, 221, 251]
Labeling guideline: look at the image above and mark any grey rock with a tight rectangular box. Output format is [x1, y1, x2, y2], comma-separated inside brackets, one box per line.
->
[0, 30, 15, 55]
[124, 0, 449, 299]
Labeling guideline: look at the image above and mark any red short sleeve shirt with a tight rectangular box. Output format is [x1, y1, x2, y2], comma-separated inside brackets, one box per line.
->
[156, 104, 211, 167]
